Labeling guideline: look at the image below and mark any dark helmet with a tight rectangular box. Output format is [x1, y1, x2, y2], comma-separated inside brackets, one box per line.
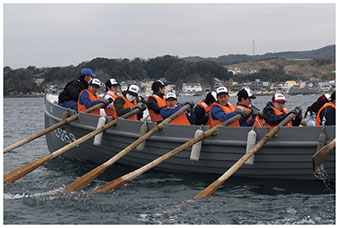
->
[151, 80, 165, 92]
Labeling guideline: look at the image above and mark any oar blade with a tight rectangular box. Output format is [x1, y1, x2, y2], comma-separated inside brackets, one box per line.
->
[64, 163, 110, 192]
[92, 177, 129, 193]
[312, 138, 336, 172]
[4, 155, 52, 183]
[193, 180, 223, 199]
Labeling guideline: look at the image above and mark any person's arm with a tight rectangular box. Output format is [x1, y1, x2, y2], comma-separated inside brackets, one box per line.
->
[211, 105, 239, 122]
[114, 97, 132, 116]
[186, 111, 195, 125]
[263, 106, 287, 126]
[79, 91, 101, 109]
[147, 97, 163, 114]
[160, 104, 183, 119]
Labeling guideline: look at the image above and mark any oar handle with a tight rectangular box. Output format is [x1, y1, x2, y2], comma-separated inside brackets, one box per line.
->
[3, 102, 105, 154]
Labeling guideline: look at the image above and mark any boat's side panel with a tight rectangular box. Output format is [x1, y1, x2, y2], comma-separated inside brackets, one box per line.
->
[44, 97, 335, 179]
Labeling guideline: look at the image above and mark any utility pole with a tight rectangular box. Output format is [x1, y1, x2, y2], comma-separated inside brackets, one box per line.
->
[252, 40, 255, 61]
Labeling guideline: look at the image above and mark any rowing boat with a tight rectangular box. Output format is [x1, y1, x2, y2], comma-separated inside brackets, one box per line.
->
[44, 94, 335, 180]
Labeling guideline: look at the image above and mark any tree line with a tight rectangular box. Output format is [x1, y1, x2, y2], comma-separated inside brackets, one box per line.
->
[3, 55, 332, 96]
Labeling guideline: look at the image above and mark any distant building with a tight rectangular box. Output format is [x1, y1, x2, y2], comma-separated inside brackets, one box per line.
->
[182, 83, 202, 93]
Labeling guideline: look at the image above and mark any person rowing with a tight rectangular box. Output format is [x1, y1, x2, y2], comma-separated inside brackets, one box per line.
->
[114, 84, 146, 120]
[263, 93, 302, 129]
[58, 68, 96, 111]
[304, 93, 330, 126]
[209, 86, 248, 128]
[194, 91, 217, 126]
[315, 91, 336, 126]
[78, 78, 112, 115]
[103, 78, 120, 118]
[160, 92, 195, 125]
[147, 80, 166, 123]
[235, 88, 265, 127]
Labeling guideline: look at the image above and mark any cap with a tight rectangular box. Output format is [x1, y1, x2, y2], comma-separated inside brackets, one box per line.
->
[151, 80, 165, 92]
[106, 78, 120, 87]
[165, 92, 177, 100]
[216, 87, 228, 95]
[89, 78, 101, 87]
[81, 68, 96, 77]
[237, 88, 256, 100]
[272, 93, 286, 103]
[127, 84, 139, 97]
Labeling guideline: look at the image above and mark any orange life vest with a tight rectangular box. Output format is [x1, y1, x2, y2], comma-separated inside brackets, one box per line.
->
[266, 106, 292, 130]
[235, 104, 265, 127]
[209, 102, 240, 128]
[166, 106, 191, 125]
[147, 94, 166, 122]
[197, 99, 212, 126]
[315, 102, 336, 126]
[77, 89, 100, 115]
[118, 95, 138, 120]
[104, 93, 119, 118]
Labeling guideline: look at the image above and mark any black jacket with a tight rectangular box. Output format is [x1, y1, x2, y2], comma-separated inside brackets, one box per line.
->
[263, 101, 301, 126]
[58, 77, 88, 103]
[194, 102, 209, 125]
[319, 103, 336, 125]
[147, 92, 165, 114]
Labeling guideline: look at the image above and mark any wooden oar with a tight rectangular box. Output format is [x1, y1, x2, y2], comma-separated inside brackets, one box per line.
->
[62, 104, 190, 192]
[312, 138, 336, 173]
[3, 102, 105, 154]
[193, 111, 299, 199]
[4, 108, 141, 183]
[90, 108, 252, 194]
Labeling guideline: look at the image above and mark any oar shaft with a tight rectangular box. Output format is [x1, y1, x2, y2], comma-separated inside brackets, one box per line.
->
[64, 104, 190, 192]
[4, 108, 140, 183]
[92, 109, 251, 193]
[3, 103, 105, 154]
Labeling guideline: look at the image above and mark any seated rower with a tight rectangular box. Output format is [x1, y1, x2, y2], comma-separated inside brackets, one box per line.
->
[78, 78, 111, 115]
[147, 80, 166, 123]
[315, 91, 336, 126]
[194, 92, 217, 125]
[209, 86, 248, 128]
[304, 93, 330, 126]
[235, 88, 264, 127]
[114, 85, 146, 120]
[160, 93, 195, 125]
[263, 93, 302, 129]
[103, 78, 120, 118]
[58, 68, 96, 111]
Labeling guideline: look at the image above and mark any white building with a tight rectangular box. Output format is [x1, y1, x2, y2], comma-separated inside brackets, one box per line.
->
[182, 83, 202, 93]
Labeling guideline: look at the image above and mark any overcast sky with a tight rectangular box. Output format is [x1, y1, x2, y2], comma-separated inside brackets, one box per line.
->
[3, 3, 335, 69]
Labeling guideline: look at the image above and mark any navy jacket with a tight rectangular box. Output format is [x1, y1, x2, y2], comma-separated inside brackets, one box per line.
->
[160, 103, 195, 125]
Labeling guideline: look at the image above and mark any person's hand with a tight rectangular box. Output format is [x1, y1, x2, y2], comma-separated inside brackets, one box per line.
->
[237, 109, 248, 118]
[107, 97, 113, 104]
[99, 99, 109, 108]
[295, 106, 302, 114]
[136, 102, 147, 111]
[184, 102, 194, 112]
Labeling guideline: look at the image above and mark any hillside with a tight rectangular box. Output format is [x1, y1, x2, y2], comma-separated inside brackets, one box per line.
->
[183, 45, 335, 65]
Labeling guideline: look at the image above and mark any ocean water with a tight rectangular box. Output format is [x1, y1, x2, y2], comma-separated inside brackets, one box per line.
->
[3, 95, 335, 224]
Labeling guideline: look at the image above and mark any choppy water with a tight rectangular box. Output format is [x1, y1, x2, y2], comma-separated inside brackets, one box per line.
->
[3, 95, 335, 224]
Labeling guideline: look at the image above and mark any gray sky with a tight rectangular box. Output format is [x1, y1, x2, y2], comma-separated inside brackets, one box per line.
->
[3, 3, 335, 69]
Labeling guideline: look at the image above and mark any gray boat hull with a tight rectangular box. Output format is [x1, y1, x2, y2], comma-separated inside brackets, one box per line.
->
[44, 96, 335, 180]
